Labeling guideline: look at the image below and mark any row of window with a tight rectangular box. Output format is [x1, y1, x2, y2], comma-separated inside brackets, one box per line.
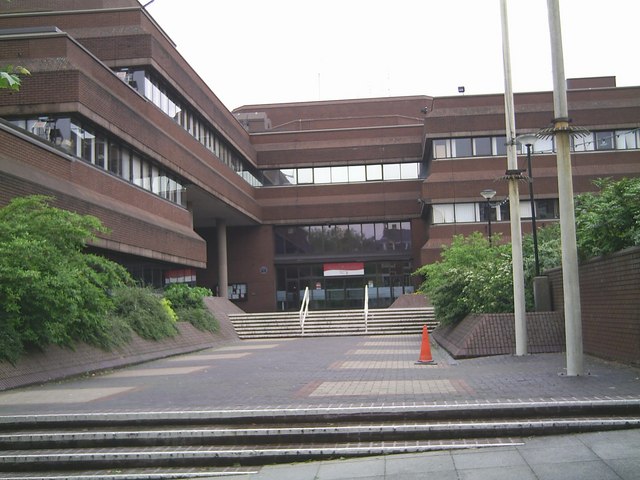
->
[263, 162, 425, 186]
[118, 70, 428, 188]
[9, 116, 187, 207]
[432, 128, 640, 159]
[275, 222, 412, 256]
[118, 69, 264, 187]
[431, 199, 559, 224]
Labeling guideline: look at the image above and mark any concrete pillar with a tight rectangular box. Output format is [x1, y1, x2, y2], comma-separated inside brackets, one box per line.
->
[217, 219, 228, 299]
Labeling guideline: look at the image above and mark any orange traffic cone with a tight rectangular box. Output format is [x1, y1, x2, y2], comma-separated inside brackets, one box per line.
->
[415, 324, 436, 365]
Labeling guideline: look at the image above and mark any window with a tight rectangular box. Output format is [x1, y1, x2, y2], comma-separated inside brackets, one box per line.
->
[432, 204, 454, 224]
[348, 165, 366, 182]
[595, 131, 615, 150]
[383, 163, 401, 180]
[331, 166, 349, 183]
[433, 139, 450, 159]
[616, 130, 638, 150]
[493, 136, 507, 156]
[400, 162, 419, 179]
[297, 168, 313, 184]
[455, 203, 477, 223]
[473, 137, 492, 156]
[573, 133, 594, 151]
[452, 138, 472, 157]
[366, 164, 383, 181]
[315, 167, 331, 184]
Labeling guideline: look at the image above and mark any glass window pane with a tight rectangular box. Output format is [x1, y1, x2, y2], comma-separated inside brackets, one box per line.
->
[331, 166, 348, 183]
[95, 134, 106, 168]
[616, 130, 637, 150]
[297, 168, 313, 184]
[132, 154, 143, 186]
[432, 139, 450, 159]
[280, 169, 297, 185]
[400, 163, 418, 179]
[595, 131, 615, 150]
[108, 143, 121, 175]
[473, 137, 492, 156]
[383, 163, 401, 180]
[534, 136, 553, 153]
[348, 165, 366, 182]
[366, 164, 383, 181]
[314, 167, 331, 184]
[520, 200, 532, 219]
[455, 203, 476, 222]
[493, 136, 507, 156]
[452, 138, 472, 157]
[573, 133, 594, 151]
[432, 204, 455, 223]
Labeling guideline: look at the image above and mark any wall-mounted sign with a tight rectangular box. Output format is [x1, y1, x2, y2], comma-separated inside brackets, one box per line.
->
[323, 262, 365, 277]
[164, 268, 196, 285]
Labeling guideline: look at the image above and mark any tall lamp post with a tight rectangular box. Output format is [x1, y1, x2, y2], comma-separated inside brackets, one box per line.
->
[480, 188, 497, 246]
[517, 134, 540, 277]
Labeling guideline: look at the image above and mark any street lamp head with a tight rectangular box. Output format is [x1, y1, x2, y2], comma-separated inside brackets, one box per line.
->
[480, 189, 497, 201]
[517, 133, 538, 149]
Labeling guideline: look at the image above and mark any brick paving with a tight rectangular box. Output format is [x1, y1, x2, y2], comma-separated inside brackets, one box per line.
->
[0, 334, 638, 416]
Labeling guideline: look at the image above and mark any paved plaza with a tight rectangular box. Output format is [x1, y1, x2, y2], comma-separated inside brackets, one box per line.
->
[0, 334, 639, 478]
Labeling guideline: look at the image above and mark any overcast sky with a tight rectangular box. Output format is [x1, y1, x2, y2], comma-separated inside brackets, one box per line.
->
[145, 0, 640, 111]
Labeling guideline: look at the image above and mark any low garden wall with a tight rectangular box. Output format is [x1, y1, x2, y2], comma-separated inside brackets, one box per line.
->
[547, 245, 640, 366]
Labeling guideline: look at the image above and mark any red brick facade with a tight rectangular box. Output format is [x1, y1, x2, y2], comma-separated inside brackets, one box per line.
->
[1, 1, 639, 313]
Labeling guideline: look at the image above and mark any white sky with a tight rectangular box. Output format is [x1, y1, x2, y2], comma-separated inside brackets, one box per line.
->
[145, 0, 640, 111]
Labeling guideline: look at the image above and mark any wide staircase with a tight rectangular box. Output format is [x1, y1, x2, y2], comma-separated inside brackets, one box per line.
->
[2, 401, 639, 478]
[229, 307, 438, 339]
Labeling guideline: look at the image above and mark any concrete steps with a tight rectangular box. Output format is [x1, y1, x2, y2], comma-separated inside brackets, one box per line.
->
[1, 401, 639, 478]
[229, 307, 438, 339]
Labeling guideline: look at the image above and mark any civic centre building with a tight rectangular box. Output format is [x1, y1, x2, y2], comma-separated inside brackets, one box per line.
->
[1, 1, 639, 313]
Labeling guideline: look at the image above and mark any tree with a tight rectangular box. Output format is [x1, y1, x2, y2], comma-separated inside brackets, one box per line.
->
[0, 65, 30, 91]
[0, 196, 132, 363]
[574, 177, 640, 259]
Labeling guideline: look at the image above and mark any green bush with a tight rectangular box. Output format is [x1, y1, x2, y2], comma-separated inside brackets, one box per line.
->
[175, 307, 219, 332]
[163, 284, 217, 332]
[0, 196, 133, 363]
[414, 232, 513, 325]
[109, 286, 178, 341]
[575, 177, 640, 259]
[163, 283, 213, 310]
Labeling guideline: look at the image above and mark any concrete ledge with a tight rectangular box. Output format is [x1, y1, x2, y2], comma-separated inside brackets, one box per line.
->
[432, 312, 565, 359]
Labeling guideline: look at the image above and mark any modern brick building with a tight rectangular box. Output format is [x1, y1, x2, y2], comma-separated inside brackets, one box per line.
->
[1, 1, 639, 313]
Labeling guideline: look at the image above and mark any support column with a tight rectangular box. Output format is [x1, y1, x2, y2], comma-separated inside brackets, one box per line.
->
[217, 219, 228, 299]
[547, 0, 584, 376]
[500, 0, 527, 355]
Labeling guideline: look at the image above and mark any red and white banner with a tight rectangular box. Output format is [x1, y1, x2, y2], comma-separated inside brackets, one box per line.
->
[323, 262, 364, 277]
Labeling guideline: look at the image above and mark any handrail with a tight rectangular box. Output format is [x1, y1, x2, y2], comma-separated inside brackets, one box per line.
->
[364, 285, 369, 333]
[299, 286, 310, 335]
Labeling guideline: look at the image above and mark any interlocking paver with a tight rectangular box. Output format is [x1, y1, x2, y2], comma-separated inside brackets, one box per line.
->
[0, 334, 638, 415]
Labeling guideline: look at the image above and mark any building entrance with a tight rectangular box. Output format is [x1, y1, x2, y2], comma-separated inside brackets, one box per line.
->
[276, 261, 414, 311]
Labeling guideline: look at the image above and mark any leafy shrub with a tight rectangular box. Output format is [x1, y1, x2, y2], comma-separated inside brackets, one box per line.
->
[575, 177, 640, 259]
[0, 196, 132, 363]
[175, 307, 219, 332]
[109, 286, 178, 341]
[163, 284, 212, 310]
[415, 232, 513, 325]
[163, 284, 217, 332]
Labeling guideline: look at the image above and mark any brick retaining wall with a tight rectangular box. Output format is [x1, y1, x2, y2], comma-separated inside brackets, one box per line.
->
[547, 246, 640, 366]
[432, 312, 565, 359]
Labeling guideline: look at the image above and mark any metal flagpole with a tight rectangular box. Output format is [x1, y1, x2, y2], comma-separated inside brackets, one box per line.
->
[546, 0, 584, 375]
[499, 0, 527, 356]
